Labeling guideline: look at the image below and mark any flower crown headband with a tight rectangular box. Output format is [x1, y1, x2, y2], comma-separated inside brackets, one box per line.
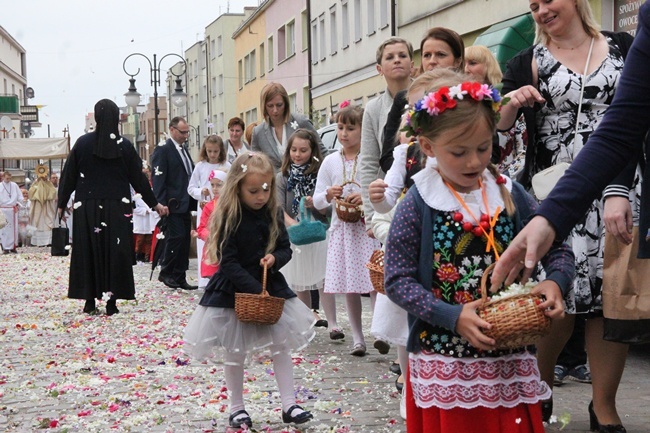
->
[402, 81, 507, 138]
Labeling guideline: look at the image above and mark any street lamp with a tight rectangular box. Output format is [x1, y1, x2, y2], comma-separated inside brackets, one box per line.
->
[123, 53, 188, 146]
[188, 124, 200, 149]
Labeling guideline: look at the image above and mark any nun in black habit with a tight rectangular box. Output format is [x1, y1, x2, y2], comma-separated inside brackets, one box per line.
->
[57, 99, 167, 315]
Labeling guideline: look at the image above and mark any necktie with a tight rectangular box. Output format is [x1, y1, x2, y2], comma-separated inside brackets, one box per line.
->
[180, 144, 192, 175]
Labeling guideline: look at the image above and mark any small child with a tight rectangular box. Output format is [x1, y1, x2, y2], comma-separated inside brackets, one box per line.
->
[313, 105, 382, 355]
[188, 135, 231, 288]
[190, 169, 226, 278]
[183, 152, 315, 429]
[276, 129, 335, 329]
[133, 193, 159, 263]
[384, 69, 575, 432]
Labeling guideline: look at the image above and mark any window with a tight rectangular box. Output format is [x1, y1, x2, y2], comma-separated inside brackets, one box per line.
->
[289, 93, 297, 115]
[244, 50, 256, 83]
[278, 26, 287, 62]
[211, 77, 217, 97]
[319, 14, 326, 61]
[194, 60, 198, 77]
[210, 39, 216, 59]
[188, 62, 193, 79]
[330, 6, 337, 54]
[311, 20, 319, 64]
[268, 36, 274, 70]
[219, 113, 225, 134]
[238, 60, 243, 89]
[201, 85, 207, 103]
[259, 43, 265, 76]
[342, 1, 349, 48]
[354, 0, 362, 42]
[218, 74, 224, 95]
[379, 0, 389, 29]
[217, 36, 223, 56]
[286, 20, 296, 58]
[190, 95, 195, 113]
[301, 10, 309, 52]
[367, 0, 375, 35]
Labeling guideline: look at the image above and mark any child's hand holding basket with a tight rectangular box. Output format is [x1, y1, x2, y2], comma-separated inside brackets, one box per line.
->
[334, 181, 364, 223]
[476, 263, 552, 349]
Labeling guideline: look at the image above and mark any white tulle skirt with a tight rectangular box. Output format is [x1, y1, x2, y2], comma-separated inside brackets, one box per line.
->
[280, 235, 328, 292]
[182, 297, 316, 364]
[370, 292, 409, 346]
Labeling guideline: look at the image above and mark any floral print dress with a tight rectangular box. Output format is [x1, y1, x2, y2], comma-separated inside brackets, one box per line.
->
[533, 37, 625, 313]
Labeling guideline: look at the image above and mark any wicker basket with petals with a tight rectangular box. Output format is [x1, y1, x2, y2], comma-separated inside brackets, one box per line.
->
[477, 263, 551, 349]
[366, 250, 385, 294]
[235, 263, 285, 325]
[334, 181, 364, 223]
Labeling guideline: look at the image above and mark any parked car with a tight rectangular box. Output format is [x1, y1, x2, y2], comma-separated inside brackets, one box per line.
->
[317, 123, 340, 152]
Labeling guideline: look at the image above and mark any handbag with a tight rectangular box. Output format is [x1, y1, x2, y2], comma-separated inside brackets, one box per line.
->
[51, 217, 70, 257]
[287, 197, 327, 246]
[602, 228, 650, 344]
[531, 38, 594, 201]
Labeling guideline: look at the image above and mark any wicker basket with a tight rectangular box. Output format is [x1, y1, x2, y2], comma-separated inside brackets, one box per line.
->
[366, 250, 385, 294]
[334, 181, 364, 223]
[235, 263, 285, 325]
[476, 263, 551, 349]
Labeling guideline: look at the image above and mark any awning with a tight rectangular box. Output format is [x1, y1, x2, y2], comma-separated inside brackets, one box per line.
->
[473, 14, 535, 72]
[0, 137, 69, 159]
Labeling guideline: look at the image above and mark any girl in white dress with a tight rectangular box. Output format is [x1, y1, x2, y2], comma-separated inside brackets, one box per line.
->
[188, 135, 231, 288]
[276, 129, 335, 330]
[313, 106, 381, 356]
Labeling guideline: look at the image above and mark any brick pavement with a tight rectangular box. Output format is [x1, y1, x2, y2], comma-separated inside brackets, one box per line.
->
[1, 249, 649, 432]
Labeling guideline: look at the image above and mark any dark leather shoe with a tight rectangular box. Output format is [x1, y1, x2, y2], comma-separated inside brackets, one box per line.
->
[228, 409, 253, 428]
[158, 275, 180, 288]
[106, 299, 119, 316]
[282, 405, 313, 424]
[83, 299, 96, 314]
[179, 281, 198, 290]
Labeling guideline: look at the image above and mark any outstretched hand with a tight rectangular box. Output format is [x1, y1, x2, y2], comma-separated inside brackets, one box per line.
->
[491, 216, 556, 291]
[455, 299, 496, 351]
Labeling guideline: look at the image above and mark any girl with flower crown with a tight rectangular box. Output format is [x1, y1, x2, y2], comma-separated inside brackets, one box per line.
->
[314, 105, 382, 354]
[183, 152, 316, 429]
[384, 69, 575, 433]
[276, 128, 336, 329]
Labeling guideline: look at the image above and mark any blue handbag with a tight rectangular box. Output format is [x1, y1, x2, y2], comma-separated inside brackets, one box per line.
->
[287, 197, 327, 246]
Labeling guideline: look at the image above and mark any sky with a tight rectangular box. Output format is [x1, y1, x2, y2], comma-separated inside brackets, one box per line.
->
[3, 0, 258, 140]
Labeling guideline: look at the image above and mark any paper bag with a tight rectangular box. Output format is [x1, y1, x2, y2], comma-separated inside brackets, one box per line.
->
[602, 228, 650, 344]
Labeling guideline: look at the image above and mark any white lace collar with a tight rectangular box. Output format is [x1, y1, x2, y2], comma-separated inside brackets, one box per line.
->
[412, 158, 512, 216]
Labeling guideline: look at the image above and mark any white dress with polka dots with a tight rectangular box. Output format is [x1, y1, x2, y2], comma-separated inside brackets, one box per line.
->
[313, 151, 380, 294]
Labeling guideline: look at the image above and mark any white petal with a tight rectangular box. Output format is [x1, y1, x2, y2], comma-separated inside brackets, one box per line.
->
[110, 133, 116, 139]
[122, 197, 131, 203]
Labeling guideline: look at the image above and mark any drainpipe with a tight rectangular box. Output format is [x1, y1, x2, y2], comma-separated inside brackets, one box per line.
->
[306, 0, 313, 123]
[391, 0, 396, 36]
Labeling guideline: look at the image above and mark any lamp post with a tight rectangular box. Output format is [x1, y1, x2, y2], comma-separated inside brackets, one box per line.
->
[123, 53, 188, 147]
[188, 124, 200, 149]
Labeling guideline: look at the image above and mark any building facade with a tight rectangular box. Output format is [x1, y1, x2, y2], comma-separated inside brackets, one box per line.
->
[310, 0, 394, 128]
[0, 25, 27, 141]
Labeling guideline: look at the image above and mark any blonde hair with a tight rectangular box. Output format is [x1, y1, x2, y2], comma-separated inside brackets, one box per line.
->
[205, 152, 281, 264]
[464, 45, 503, 85]
[416, 69, 515, 215]
[534, 0, 600, 45]
[375, 37, 414, 64]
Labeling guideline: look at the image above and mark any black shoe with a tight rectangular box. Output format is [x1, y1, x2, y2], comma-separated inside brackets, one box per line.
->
[395, 377, 404, 393]
[179, 280, 198, 291]
[158, 275, 180, 288]
[83, 299, 96, 314]
[374, 339, 390, 355]
[106, 299, 119, 316]
[282, 405, 313, 424]
[542, 399, 553, 423]
[9, 249, 17, 253]
[315, 319, 328, 328]
[589, 401, 627, 432]
[389, 361, 402, 375]
[228, 409, 253, 428]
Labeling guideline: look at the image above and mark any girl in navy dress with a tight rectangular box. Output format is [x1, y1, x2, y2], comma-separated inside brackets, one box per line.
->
[183, 152, 315, 429]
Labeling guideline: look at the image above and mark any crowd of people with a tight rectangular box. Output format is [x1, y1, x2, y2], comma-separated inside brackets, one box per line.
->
[4, 1, 649, 431]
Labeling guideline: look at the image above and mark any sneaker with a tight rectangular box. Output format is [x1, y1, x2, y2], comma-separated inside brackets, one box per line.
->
[554, 365, 568, 386]
[567, 364, 592, 383]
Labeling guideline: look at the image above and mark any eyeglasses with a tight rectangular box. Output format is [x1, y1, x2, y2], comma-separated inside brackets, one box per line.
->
[173, 127, 190, 134]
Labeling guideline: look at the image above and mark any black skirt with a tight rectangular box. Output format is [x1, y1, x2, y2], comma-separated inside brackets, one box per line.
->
[68, 199, 136, 300]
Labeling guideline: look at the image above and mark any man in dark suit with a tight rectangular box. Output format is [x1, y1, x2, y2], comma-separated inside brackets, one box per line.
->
[151, 116, 198, 290]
